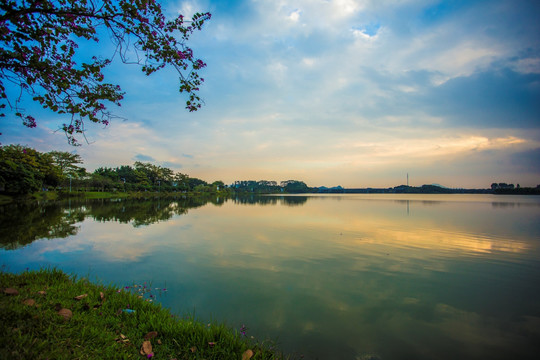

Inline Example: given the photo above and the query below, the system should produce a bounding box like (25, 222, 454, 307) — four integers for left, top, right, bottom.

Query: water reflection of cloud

(150, 198, 540, 358)
(4, 195, 537, 360)
(29, 219, 176, 262)
(372, 228, 529, 255)
(177, 199, 535, 280)
(425, 304, 540, 357)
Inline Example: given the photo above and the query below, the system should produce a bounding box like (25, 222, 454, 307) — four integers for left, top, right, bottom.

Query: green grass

(1, 189, 233, 203)
(0, 268, 290, 360)
(81, 191, 130, 199)
(30, 191, 59, 201)
(0, 194, 12, 205)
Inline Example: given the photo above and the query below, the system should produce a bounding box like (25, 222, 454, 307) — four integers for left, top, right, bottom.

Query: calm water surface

(1, 194, 540, 359)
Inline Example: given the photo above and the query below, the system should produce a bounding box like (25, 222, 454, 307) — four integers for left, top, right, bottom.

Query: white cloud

(301, 57, 316, 66)
(513, 57, 540, 74)
(266, 61, 288, 86)
(288, 9, 301, 22)
(328, 0, 363, 18)
(172, 0, 208, 18)
(351, 28, 376, 40)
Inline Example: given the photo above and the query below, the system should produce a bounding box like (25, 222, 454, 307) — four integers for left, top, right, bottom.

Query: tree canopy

(0, 144, 220, 194)
(0, 144, 63, 193)
(0, 0, 211, 144)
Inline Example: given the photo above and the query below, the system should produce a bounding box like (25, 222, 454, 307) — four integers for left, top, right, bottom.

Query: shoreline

(1, 268, 289, 359)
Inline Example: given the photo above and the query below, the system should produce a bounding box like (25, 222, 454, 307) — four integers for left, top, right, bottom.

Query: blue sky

(2, 0, 540, 188)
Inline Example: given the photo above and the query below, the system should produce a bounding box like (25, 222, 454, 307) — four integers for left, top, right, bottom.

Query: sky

(2, 0, 540, 188)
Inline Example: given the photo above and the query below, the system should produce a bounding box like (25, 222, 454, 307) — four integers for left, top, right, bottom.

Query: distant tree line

(0, 144, 226, 195)
(490, 182, 540, 195)
(4, 144, 537, 197)
(231, 180, 314, 194)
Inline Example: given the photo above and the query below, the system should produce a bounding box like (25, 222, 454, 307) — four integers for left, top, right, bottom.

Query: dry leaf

(74, 294, 88, 300)
(115, 334, 130, 344)
(189, 347, 197, 353)
(140, 340, 153, 356)
(23, 299, 36, 306)
(144, 331, 158, 340)
(58, 308, 73, 320)
(99, 292, 105, 300)
(37, 290, 46, 295)
(157, 339, 162, 345)
(208, 342, 216, 348)
(242, 349, 254, 360)
(4, 288, 19, 296)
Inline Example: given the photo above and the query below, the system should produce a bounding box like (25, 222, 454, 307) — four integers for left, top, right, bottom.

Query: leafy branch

(0, 0, 211, 145)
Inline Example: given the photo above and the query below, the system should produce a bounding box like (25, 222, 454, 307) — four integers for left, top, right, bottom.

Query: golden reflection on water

(181, 195, 538, 271)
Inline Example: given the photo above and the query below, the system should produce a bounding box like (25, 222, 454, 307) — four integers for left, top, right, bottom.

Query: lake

(1, 194, 540, 359)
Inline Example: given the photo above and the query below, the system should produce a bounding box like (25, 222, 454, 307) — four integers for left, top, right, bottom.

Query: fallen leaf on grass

(58, 308, 72, 320)
(208, 342, 216, 348)
(74, 294, 88, 300)
(115, 334, 130, 344)
(242, 349, 254, 360)
(4, 288, 19, 296)
(157, 339, 162, 345)
(37, 290, 46, 296)
(23, 299, 36, 306)
(140, 340, 153, 356)
(144, 331, 158, 340)
(189, 347, 197, 353)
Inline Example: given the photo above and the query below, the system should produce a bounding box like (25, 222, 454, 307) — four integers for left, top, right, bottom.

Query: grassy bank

(0, 190, 232, 204)
(0, 269, 288, 360)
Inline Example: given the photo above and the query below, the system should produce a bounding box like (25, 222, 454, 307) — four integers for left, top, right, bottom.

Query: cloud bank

(2, 0, 539, 187)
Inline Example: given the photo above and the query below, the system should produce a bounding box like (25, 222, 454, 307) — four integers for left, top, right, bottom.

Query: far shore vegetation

(1, 268, 289, 359)
(1, 144, 539, 206)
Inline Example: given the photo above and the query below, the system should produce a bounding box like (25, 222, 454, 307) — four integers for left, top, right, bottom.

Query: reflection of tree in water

(0, 195, 301, 250)
(0, 196, 223, 250)
(232, 195, 308, 206)
(86, 196, 212, 226)
(393, 200, 443, 206)
(0, 201, 85, 250)
(232, 196, 279, 206)
(281, 196, 308, 206)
